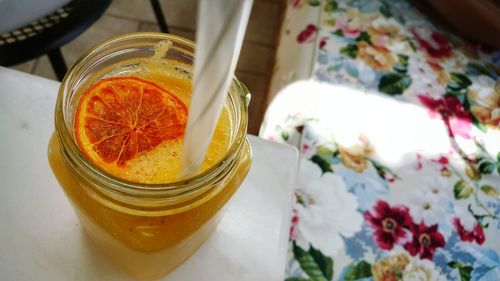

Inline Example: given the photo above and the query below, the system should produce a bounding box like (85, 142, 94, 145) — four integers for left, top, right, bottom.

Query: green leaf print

(462, 94, 471, 110)
(282, 131, 290, 141)
(355, 31, 371, 44)
(340, 44, 358, 59)
(324, 1, 338, 12)
(293, 243, 334, 281)
(480, 185, 499, 198)
(311, 155, 334, 173)
(398, 54, 409, 67)
(309, 246, 334, 280)
(343, 260, 372, 281)
(451, 73, 472, 87)
(465, 164, 482, 181)
(471, 115, 488, 133)
(333, 29, 344, 37)
(459, 267, 473, 281)
(285, 277, 312, 281)
(407, 38, 417, 51)
(454, 180, 474, 199)
(465, 63, 498, 80)
(308, 0, 321, 6)
(315, 146, 337, 159)
(393, 54, 409, 73)
(447, 73, 472, 93)
(378, 73, 412, 96)
(367, 158, 400, 181)
(479, 161, 496, 174)
(380, 0, 392, 18)
(448, 261, 473, 281)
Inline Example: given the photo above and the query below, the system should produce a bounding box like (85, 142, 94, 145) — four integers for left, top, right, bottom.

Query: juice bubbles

(47, 33, 252, 280)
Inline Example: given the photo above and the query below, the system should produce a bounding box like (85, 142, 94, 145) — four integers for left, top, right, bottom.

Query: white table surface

(0, 67, 298, 281)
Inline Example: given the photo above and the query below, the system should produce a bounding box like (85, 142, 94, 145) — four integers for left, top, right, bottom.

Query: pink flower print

(418, 95, 473, 139)
(290, 210, 300, 240)
(404, 223, 445, 260)
(364, 200, 413, 250)
(412, 28, 452, 60)
(336, 22, 361, 38)
(415, 152, 424, 171)
(319, 38, 327, 49)
(297, 24, 318, 44)
(267, 135, 277, 142)
(432, 156, 449, 167)
(453, 217, 485, 245)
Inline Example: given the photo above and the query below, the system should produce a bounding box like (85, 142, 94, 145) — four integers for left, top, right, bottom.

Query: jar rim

(55, 32, 249, 198)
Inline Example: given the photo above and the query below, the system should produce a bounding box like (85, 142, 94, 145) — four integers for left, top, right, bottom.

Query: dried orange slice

(75, 76, 188, 167)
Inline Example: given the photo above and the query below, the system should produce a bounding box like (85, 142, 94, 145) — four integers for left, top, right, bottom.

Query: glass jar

(47, 33, 252, 280)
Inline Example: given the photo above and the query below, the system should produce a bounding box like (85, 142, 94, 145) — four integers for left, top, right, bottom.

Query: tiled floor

(10, 0, 284, 134)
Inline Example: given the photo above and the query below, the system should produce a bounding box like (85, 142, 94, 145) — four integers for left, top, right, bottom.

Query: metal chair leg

(47, 48, 67, 81)
(150, 0, 169, 33)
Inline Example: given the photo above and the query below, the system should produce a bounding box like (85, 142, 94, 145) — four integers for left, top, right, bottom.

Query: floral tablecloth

(261, 0, 500, 280)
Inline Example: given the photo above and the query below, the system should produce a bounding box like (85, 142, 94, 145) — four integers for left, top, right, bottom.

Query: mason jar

(47, 33, 252, 280)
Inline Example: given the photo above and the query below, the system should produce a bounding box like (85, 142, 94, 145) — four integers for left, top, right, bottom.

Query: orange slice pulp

(75, 76, 188, 168)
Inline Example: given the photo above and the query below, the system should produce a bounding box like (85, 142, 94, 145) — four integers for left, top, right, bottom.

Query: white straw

(180, 0, 253, 177)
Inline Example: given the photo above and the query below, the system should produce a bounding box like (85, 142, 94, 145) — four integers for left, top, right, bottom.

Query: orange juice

(48, 33, 252, 280)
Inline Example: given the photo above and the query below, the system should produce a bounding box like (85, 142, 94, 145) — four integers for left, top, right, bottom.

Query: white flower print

(403, 254, 447, 281)
(469, 75, 497, 102)
(407, 177, 451, 226)
(277, 113, 308, 147)
(454, 205, 477, 231)
(299, 121, 338, 160)
(422, 177, 453, 204)
(406, 53, 443, 98)
(299, 122, 320, 159)
(293, 159, 362, 256)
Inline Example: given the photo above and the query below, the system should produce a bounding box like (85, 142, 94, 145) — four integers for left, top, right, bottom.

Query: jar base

(75, 208, 223, 281)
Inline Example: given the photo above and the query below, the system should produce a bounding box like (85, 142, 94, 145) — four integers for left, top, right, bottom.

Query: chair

(150, 0, 169, 33)
(0, 0, 170, 81)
